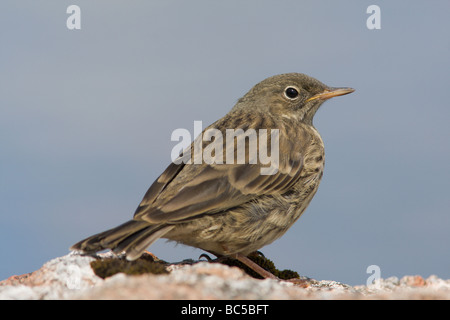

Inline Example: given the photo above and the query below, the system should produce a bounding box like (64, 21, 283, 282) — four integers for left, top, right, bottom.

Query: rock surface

(1, 252, 449, 300)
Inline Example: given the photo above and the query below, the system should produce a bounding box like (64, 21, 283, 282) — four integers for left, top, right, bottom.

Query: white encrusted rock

(1, 253, 449, 300)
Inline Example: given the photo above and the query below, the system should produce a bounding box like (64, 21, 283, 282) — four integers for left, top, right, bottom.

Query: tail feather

(125, 226, 174, 261)
(70, 220, 172, 260)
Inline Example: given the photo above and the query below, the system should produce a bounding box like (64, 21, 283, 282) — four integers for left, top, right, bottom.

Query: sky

(1, 1, 449, 286)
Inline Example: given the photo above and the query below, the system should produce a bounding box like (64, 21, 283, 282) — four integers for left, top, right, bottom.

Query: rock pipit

(71, 73, 354, 280)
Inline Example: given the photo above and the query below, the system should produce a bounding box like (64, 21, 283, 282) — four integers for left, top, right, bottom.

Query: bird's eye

(284, 86, 299, 100)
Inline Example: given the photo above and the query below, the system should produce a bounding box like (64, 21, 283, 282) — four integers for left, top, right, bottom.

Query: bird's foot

(142, 250, 164, 262)
(229, 252, 313, 287)
(231, 253, 279, 280)
(282, 277, 316, 288)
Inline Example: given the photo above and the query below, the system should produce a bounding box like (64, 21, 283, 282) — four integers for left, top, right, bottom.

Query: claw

(249, 251, 266, 258)
(143, 250, 159, 261)
(198, 253, 213, 261)
(283, 278, 316, 288)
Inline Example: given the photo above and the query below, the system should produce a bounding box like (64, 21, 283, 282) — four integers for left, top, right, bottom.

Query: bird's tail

(70, 220, 174, 261)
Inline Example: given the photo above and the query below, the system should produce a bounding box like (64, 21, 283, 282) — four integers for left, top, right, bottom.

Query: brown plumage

(70, 73, 354, 277)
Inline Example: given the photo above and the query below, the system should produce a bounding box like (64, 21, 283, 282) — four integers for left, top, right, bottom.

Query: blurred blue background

(1, 1, 449, 286)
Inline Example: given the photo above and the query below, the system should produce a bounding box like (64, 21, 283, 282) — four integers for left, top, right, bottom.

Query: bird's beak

(306, 87, 355, 102)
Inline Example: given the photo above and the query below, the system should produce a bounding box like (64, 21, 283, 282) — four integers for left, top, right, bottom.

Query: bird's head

(233, 73, 354, 125)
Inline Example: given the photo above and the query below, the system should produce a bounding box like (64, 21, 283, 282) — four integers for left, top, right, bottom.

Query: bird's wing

(134, 114, 307, 224)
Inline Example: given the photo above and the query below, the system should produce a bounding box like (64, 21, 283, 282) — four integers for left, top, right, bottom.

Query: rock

(1, 253, 449, 300)
(0, 252, 102, 299)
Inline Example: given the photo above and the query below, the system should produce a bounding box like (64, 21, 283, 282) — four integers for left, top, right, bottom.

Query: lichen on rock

(90, 253, 169, 279)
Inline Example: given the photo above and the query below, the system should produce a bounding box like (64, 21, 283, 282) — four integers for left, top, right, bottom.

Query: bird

(70, 73, 354, 280)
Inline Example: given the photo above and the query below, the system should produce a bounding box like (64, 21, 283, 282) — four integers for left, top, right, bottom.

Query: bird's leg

(231, 252, 312, 287)
(220, 246, 310, 286)
(231, 253, 278, 280)
(219, 245, 278, 279)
